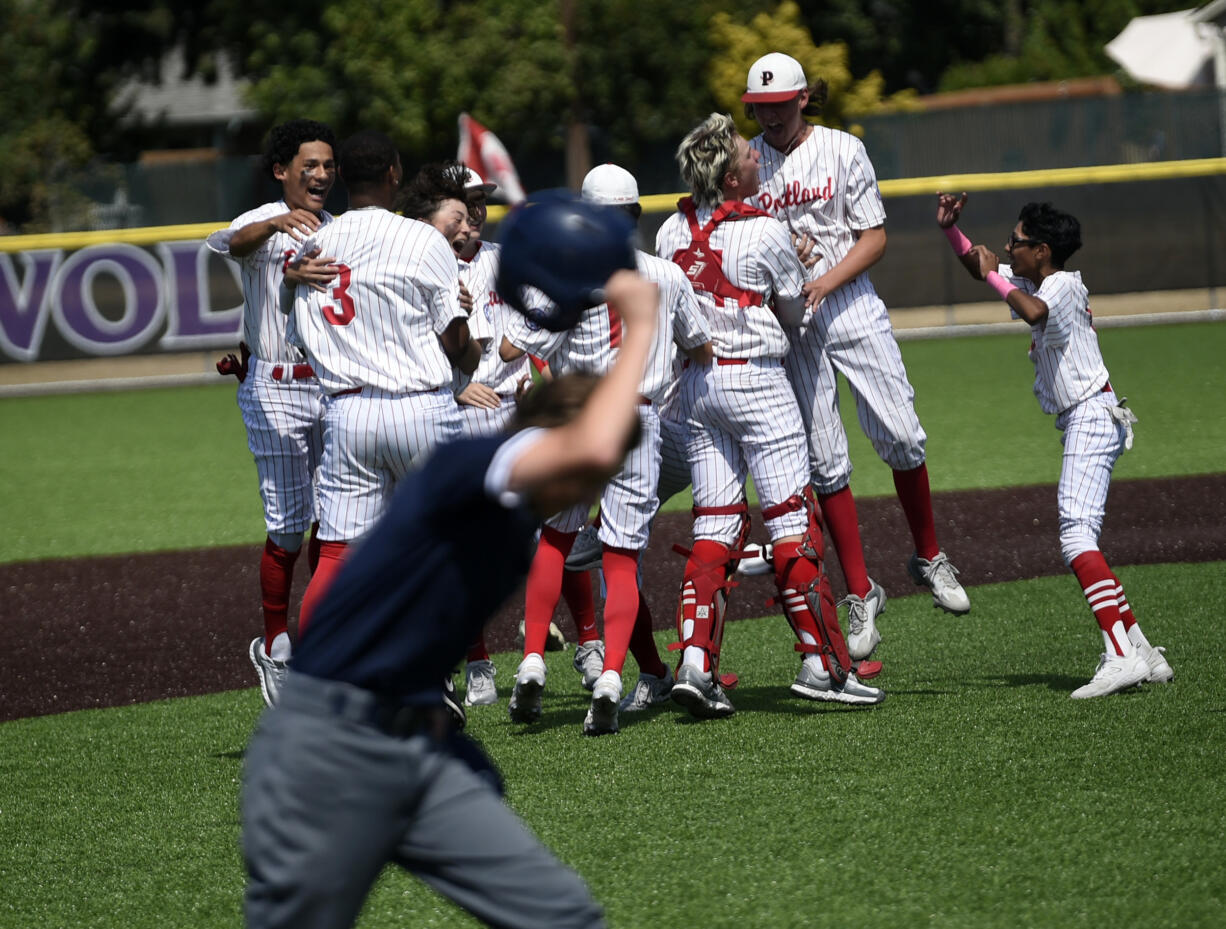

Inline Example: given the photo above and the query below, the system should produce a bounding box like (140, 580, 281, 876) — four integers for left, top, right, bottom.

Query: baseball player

(206, 119, 337, 707)
(936, 193, 1173, 698)
(445, 164, 587, 706)
(501, 164, 713, 735)
(741, 52, 971, 659)
(655, 112, 884, 717)
(240, 253, 661, 929)
(286, 133, 479, 634)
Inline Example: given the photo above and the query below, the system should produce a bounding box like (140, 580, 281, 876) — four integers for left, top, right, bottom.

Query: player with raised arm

(206, 119, 337, 707)
(499, 167, 714, 735)
(655, 112, 883, 716)
(285, 132, 480, 635)
(936, 193, 1172, 698)
(241, 208, 656, 926)
(741, 53, 970, 659)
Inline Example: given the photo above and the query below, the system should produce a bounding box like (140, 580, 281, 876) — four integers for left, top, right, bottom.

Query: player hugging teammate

(222, 50, 1172, 739)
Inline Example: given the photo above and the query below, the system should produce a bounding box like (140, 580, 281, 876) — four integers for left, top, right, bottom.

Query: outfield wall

(2, 159, 1224, 367)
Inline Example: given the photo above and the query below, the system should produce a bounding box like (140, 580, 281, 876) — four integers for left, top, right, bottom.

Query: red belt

(332, 387, 362, 398)
(716, 357, 748, 366)
(639, 395, 652, 406)
(271, 363, 315, 381)
(1101, 381, 1112, 393)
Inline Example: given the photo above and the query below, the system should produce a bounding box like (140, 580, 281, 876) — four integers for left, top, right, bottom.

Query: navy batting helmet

(497, 190, 637, 332)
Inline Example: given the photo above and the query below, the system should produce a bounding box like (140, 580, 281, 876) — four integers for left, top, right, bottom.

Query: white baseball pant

(237, 362, 324, 535)
(1056, 390, 1128, 565)
(317, 387, 461, 541)
(683, 361, 810, 543)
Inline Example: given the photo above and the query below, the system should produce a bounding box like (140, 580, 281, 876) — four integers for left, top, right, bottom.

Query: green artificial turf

(3, 564, 1222, 929)
(2, 321, 1222, 564)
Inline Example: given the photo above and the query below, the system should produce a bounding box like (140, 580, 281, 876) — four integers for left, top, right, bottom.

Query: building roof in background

(113, 46, 257, 127)
(919, 77, 1123, 111)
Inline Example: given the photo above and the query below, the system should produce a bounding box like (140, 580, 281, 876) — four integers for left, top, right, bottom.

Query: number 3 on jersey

(323, 264, 356, 326)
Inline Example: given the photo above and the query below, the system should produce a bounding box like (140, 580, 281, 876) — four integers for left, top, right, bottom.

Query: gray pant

(241, 674, 605, 929)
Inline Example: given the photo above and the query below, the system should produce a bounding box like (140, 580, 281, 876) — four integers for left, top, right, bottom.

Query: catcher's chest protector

(671, 197, 769, 309)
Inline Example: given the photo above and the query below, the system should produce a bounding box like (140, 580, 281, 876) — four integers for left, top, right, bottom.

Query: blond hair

(675, 113, 738, 209)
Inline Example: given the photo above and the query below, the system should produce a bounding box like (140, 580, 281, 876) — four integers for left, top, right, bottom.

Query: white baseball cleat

(1070, 652, 1149, 699)
(670, 664, 735, 718)
(464, 659, 498, 706)
(845, 578, 887, 660)
(1138, 643, 1174, 683)
(508, 653, 547, 723)
(572, 640, 606, 691)
(736, 543, 774, 577)
(908, 551, 971, 614)
(790, 659, 885, 705)
(620, 668, 676, 712)
(583, 670, 622, 736)
(248, 637, 288, 709)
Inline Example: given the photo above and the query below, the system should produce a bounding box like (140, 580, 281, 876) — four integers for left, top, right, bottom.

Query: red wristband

(986, 271, 1017, 301)
(943, 225, 972, 256)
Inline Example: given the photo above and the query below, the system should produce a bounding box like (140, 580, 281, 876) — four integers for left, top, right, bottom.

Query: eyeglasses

(1007, 233, 1043, 250)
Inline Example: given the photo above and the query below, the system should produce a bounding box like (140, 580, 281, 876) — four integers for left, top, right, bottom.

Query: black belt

(324, 687, 450, 738)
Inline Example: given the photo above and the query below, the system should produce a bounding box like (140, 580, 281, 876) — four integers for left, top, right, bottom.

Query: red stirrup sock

(817, 486, 870, 597)
(298, 540, 349, 636)
(259, 538, 301, 654)
(466, 634, 490, 663)
(1071, 551, 1130, 656)
(600, 547, 641, 675)
(523, 526, 574, 656)
(561, 570, 599, 644)
(892, 464, 940, 560)
(1110, 570, 1139, 632)
(628, 589, 668, 678)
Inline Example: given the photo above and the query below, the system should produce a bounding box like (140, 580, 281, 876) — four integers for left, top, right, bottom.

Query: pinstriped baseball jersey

(457, 241, 532, 399)
(207, 200, 333, 365)
(749, 126, 928, 479)
(654, 207, 805, 359)
(503, 251, 709, 404)
(656, 200, 811, 542)
(289, 207, 466, 395)
(750, 126, 885, 283)
(997, 264, 1109, 414)
(208, 200, 327, 535)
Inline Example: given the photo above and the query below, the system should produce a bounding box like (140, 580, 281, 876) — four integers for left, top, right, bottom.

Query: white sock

(1126, 623, 1151, 650)
(269, 631, 291, 662)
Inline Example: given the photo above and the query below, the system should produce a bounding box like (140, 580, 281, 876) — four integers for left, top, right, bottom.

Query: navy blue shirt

(293, 433, 541, 705)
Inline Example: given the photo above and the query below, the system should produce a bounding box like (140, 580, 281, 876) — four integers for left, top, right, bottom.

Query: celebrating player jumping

(741, 52, 971, 660)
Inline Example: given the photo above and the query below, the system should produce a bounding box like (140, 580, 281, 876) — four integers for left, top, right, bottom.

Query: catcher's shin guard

(670, 539, 736, 680)
(765, 491, 851, 686)
(773, 540, 851, 685)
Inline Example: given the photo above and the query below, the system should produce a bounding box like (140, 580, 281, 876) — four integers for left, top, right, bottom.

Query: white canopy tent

(1106, 3, 1226, 153)
(1105, 9, 1218, 88)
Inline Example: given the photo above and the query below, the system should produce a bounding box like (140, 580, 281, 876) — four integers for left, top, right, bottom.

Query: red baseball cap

(741, 52, 808, 103)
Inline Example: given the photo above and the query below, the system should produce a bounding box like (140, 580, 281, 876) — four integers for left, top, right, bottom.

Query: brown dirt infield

(2, 474, 1223, 723)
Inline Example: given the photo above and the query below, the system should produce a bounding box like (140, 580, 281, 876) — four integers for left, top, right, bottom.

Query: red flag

(457, 112, 527, 204)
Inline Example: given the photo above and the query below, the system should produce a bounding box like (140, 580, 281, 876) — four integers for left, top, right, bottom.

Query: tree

(0, 0, 232, 231)
(937, 0, 1196, 91)
(708, 1, 918, 139)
